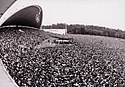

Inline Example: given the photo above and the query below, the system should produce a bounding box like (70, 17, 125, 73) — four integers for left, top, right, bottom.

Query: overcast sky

(1, 0, 125, 30)
(37, 0, 125, 30)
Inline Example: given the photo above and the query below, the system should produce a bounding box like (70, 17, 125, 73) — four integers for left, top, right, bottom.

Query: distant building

(42, 29, 67, 35)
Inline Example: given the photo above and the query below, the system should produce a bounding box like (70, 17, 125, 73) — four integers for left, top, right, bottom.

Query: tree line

(42, 23, 125, 39)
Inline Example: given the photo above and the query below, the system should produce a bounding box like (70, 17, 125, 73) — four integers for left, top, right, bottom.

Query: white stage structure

(0, 0, 43, 28)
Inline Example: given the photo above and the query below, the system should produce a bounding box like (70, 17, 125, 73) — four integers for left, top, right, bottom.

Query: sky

(38, 0, 125, 30)
(0, 0, 125, 30)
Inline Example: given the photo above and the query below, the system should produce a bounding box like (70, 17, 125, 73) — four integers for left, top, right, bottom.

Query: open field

(0, 28, 125, 86)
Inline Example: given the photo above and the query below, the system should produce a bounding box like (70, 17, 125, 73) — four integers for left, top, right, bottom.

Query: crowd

(0, 27, 125, 87)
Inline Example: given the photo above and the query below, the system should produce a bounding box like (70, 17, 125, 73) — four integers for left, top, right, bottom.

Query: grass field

(0, 28, 125, 87)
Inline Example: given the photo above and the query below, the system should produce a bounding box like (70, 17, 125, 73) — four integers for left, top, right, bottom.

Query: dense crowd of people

(0, 27, 125, 87)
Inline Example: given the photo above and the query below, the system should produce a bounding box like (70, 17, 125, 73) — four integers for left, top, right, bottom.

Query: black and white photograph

(0, 0, 125, 86)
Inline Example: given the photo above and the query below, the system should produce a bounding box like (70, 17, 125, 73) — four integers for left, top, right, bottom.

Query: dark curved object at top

(2, 5, 43, 28)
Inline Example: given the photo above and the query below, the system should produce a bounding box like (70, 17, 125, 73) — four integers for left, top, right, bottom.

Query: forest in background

(42, 23, 125, 39)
